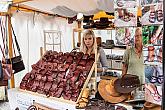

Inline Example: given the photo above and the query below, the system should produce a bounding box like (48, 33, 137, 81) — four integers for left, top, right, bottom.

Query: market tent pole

(1, 9, 15, 88)
(162, 0, 165, 109)
(78, 21, 81, 44)
(7, 13, 15, 88)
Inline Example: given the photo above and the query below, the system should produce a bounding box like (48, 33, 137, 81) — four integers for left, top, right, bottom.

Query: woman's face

(84, 35, 94, 48)
(135, 29, 142, 46)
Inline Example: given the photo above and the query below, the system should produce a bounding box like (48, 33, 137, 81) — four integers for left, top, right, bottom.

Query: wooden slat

(0, 12, 9, 16)
(76, 53, 100, 102)
(94, 37, 98, 91)
(10, 4, 66, 19)
(12, 0, 34, 4)
(19, 89, 76, 105)
(11, 4, 55, 16)
(73, 28, 115, 32)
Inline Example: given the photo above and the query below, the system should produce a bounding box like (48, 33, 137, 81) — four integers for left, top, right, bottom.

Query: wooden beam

(11, 4, 54, 15)
(10, 4, 66, 18)
(12, 0, 34, 4)
(8, 15, 15, 88)
(0, 12, 9, 16)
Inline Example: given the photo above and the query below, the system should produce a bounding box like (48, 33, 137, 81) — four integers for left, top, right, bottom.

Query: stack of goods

(106, 54, 123, 60)
(20, 50, 95, 101)
(102, 40, 115, 49)
(103, 71, 120, 77)
(83, 18, 114, 29)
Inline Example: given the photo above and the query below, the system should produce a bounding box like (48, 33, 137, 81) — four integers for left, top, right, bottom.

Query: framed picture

(114, 0, 137, 8)
(142, 3, 163, 25)
(114, 8, 137, 27)
(145, 84, 162, 105)
(145, 65, 163, 85)
(115, 27, 135, 45)
(143, 45, 162, 65)
(141, 0, 163, 6)
(142, 25, 163, 45)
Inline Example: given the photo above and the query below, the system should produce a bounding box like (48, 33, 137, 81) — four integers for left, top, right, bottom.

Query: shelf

(103, 45, 126, 50)
(103, 47, 126, 50)
(91, 27, 115, 30)
(100, 76, 117, 80)
(108, 68, 122, 71)
(144, 62, 162, 66)
(73, 28, 115, 32)
(107, 59, 123, 62)
(143, 44, 162, 48)
(114, 45, 127, 49)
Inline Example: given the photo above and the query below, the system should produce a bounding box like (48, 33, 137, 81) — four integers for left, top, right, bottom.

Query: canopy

(18, 0, 114, 17)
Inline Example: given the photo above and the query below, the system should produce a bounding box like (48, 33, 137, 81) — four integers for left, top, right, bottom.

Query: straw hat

(98, 78, 128, 103)
(141, 102, 161, 110)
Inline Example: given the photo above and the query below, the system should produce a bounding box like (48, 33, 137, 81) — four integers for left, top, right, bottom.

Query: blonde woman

(79, 30, 108, 100)
(80, 30, 108, 76)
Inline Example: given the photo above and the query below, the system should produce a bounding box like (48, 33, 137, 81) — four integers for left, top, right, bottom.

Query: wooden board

(19, 53, 100, 105)
(19, 89, 76, 105)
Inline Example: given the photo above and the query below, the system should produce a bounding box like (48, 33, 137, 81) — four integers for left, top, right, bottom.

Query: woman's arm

(98, 47, 108, 73)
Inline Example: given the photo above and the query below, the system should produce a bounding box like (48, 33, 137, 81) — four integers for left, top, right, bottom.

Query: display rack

(19, 53, 99, 105)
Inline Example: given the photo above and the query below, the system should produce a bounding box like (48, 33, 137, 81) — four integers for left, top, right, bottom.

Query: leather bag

(6, 24, 25, 73)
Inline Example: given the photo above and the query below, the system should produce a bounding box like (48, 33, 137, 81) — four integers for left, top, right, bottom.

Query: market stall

(0, 0, 164, 110)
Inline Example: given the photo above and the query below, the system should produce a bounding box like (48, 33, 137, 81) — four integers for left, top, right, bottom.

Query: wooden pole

(94, 37, 97, 92)
(78, 21, 81, 44)
(72, 29, 75, 49)
(8, 15, 15, 88)
(40, 47, 43, 57)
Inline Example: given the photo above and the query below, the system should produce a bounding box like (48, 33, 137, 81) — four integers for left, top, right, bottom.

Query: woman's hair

(80, 30, 96, 54)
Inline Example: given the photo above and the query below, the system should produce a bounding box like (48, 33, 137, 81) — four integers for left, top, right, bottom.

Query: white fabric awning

(20, 0, 114, 17)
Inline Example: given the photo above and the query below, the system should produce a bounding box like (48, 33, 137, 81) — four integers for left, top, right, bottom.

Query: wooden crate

(19, 53, 99, 105)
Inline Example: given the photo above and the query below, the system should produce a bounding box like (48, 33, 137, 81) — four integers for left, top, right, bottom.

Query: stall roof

(13, 0, 114, 17)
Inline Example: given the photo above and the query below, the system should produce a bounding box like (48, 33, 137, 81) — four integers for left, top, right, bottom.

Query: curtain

(11, 11, 76, 87)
